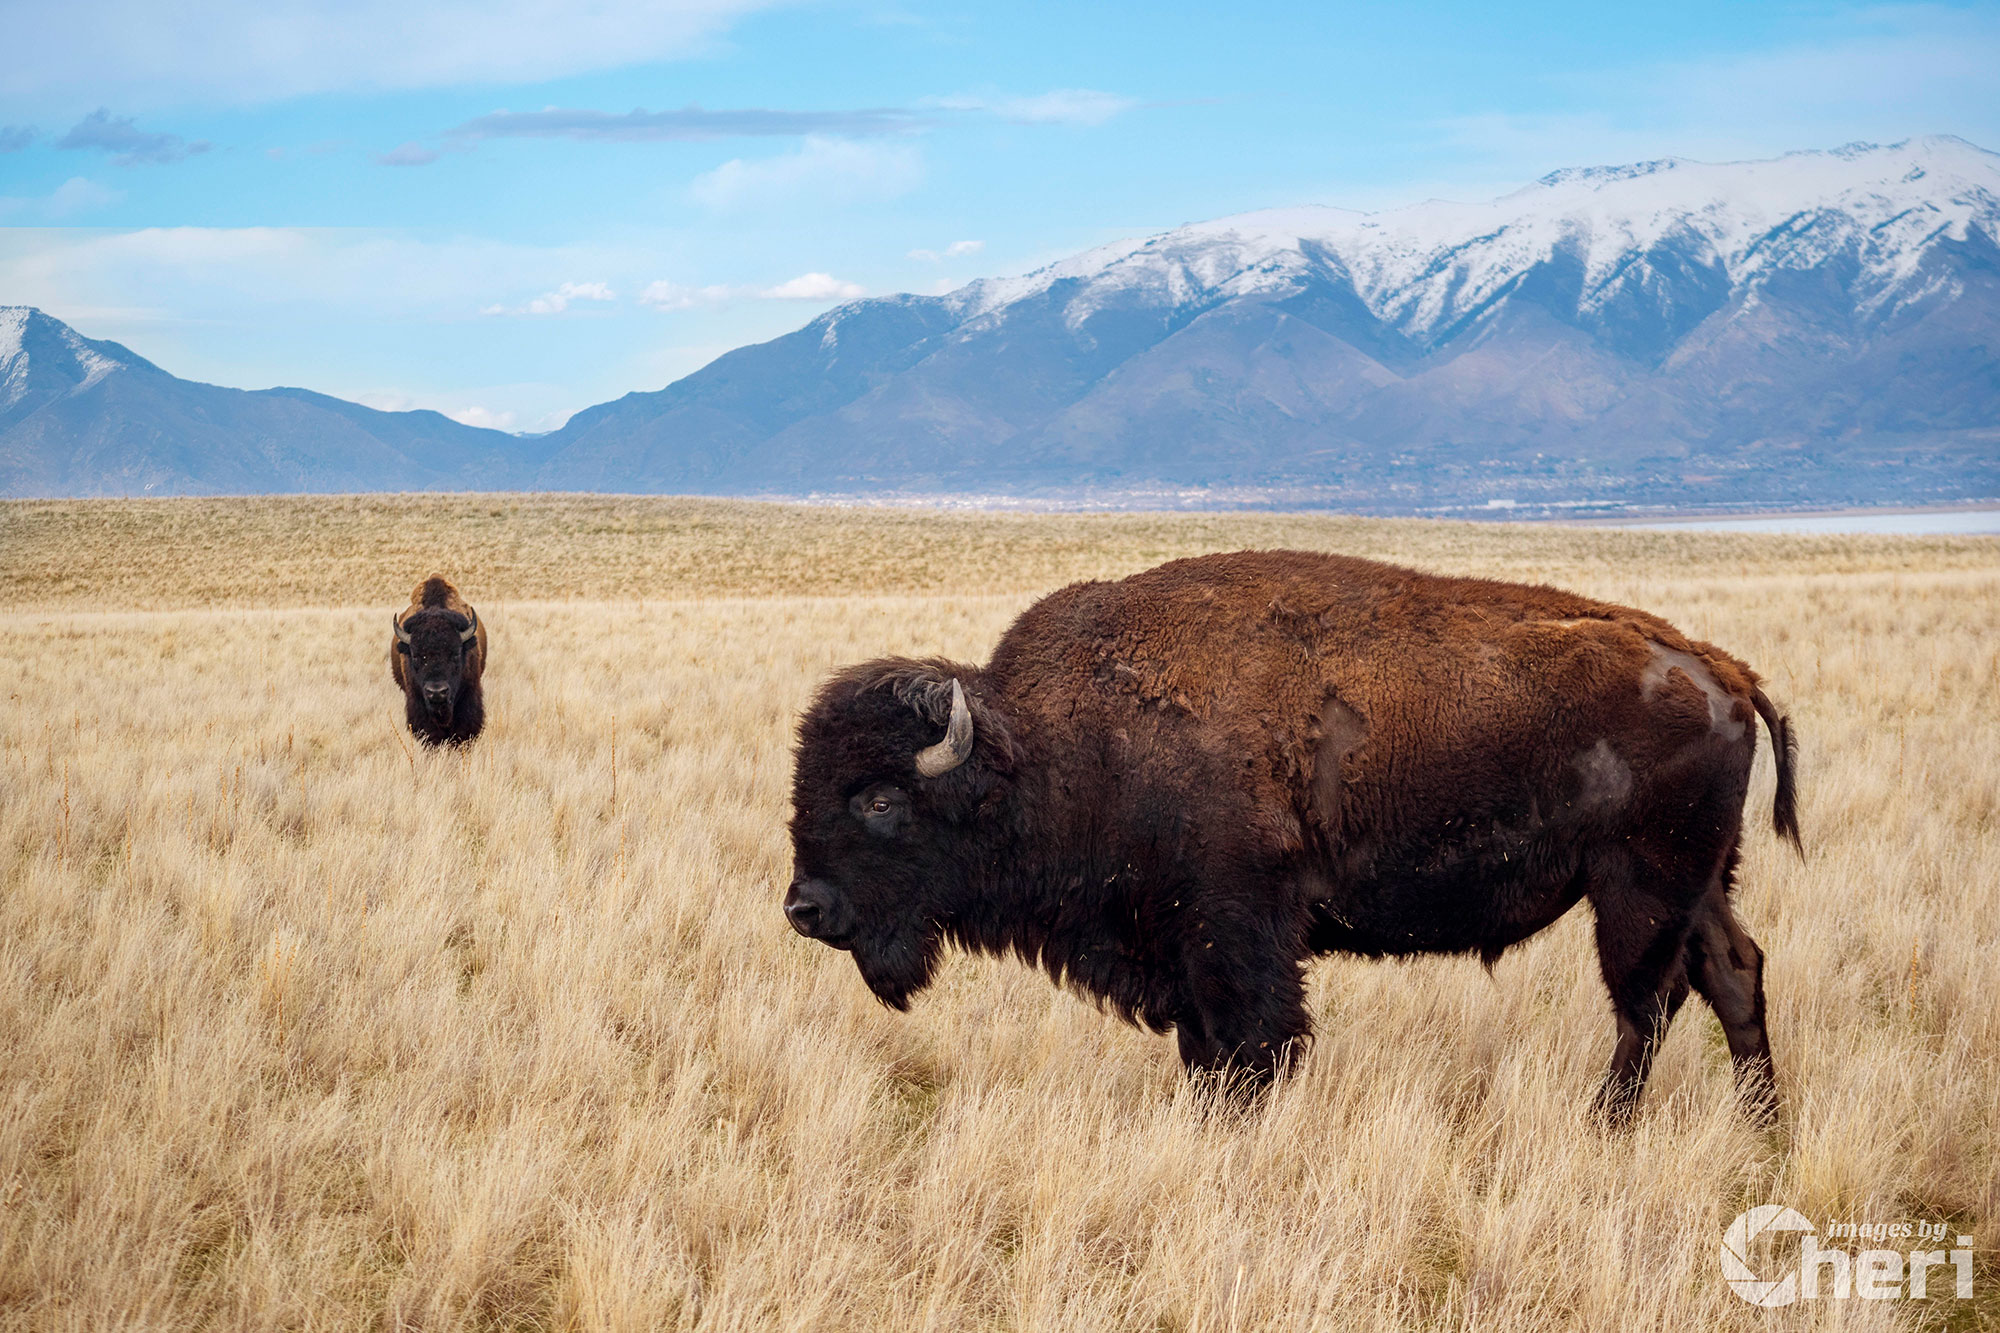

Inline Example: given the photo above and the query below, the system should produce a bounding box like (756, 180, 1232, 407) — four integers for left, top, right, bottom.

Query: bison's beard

(851, 924, 942, 1012)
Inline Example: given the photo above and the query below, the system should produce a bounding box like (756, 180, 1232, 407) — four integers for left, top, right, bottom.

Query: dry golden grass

(1, 495, 1995, 1331)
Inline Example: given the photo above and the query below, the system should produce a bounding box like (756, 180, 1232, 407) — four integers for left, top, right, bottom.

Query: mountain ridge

(6, 136, 1998, 509)
(526, 136, 1999, 509)
(0, 305, 557, 496)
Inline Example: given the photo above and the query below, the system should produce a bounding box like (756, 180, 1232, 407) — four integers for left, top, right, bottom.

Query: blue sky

(3, 0, 1996, 431)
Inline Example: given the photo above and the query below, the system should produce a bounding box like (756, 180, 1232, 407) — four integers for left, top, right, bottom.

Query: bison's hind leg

(1684, 857, 1779, 1124)
(1586, 849, 1696, 1129)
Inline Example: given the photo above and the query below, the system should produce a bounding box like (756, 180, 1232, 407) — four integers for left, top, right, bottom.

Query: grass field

(1, 495, 1994, 1331)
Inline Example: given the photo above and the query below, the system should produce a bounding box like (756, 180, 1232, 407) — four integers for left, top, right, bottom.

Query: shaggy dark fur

(786, 550, 1803, 1124)
(389, 575, 488, 747)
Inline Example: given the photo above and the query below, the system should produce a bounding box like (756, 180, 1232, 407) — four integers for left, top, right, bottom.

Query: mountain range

(0, 307, 558, 496)
(6, 136, 1998, 511)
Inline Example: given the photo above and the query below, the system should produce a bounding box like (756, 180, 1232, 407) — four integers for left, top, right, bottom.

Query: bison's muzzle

(784, 875, 854, 947)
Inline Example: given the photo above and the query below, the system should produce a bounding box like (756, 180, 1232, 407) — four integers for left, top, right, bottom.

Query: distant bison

(786, 550, 1801, 1124)
(390, 576, 487, 747)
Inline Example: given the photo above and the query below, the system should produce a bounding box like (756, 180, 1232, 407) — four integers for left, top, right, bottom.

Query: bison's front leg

(1173, 903, 1313, 1090)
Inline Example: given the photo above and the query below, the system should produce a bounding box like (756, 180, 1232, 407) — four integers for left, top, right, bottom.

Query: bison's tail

(1751, 688, 1802, 856)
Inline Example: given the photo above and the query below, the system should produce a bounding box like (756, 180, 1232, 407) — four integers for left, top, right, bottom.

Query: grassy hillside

(1, 496, 1993, 1330)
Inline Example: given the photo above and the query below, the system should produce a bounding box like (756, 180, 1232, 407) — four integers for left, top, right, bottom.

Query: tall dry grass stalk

(0, 497, 1994, 1330)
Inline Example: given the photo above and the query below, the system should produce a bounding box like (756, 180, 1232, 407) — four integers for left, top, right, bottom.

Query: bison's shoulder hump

(412, 575, 462, 609)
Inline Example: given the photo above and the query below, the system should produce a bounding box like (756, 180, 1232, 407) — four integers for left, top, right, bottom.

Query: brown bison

(390, 576, 487, 747)
(786, 550, 1801, 1124)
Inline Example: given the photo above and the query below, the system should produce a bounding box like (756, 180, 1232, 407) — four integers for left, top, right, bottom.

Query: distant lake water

(1615, 509, 2000, 535)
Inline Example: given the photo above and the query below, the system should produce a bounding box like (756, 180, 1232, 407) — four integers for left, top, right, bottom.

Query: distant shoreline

(6, 492, 1999, 531)
(1568, 500, 2000, 527)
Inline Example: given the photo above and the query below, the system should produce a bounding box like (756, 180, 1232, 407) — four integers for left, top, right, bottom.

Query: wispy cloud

(692, 135, 921, 210)
(0, 228, 868, 332)
(47, 177, 124, 218)
(929, 89, 1137, 126)
(1429, 6, 2000, 179)
(759, 273, 865, 301)
(449, 105, 926, 143)
(638, 273, 865, 307)
(432, 89, 1137, 158)
(56, 109, 209, 166)
(480, 281, 618, 316)
(0, 0, 785, 105)
(374, 141, 440, 166)
(0, 125, 36, 152)
(356, 391, 556, 434)
(908, 239, 983, 263)
(0, 176, 125, 222)
(638, 280, 733, 309)
(446, 405, 518, 431)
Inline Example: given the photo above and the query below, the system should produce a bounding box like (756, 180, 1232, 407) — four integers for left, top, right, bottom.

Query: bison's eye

(850, 785, 910, 837)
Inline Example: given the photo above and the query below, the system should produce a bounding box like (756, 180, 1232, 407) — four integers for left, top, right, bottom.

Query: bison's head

(394, 606, 478, 725)
(786, 659, 1014, 1009)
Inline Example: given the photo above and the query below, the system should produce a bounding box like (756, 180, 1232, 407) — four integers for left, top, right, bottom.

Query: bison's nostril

(785, 876, 849, 942)
(785, 898, 823, 936)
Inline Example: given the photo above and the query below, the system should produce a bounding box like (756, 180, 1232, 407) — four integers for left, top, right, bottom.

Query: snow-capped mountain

(943, 135, 2000, 351)
(537, 136, 2000, 510)
(1, 305, 152, 426)
(7, 137, 1998, 506)
(0, 306, 553, 496)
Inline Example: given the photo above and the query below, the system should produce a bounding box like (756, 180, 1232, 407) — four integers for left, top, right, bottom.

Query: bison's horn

(393, 611, 412, 645)
(459, 607, 478, 644)
(914, 679, 974, 777)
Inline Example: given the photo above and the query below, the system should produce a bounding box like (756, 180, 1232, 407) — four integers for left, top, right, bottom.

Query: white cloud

(638, 279, 734, 309)
(482, 280, 617, 316)
(691, 135, 921, 211)
(639, 274, 865, 308)
(0, 0, 783, 106)
(446, 405, 518, 430)
(0, 176, 124, 221)
(908, 239, 983, 263)
(47, 176, 123, 217)
(0, 227, 874, 328)
(1650, 7, 2000, 132)
(0, 227, 642, 327)
(758, 272, 865, 302)
(1430, 6, 2000, 179)
(353, 390, 560, 432)
(932, 89, 1137, 127)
